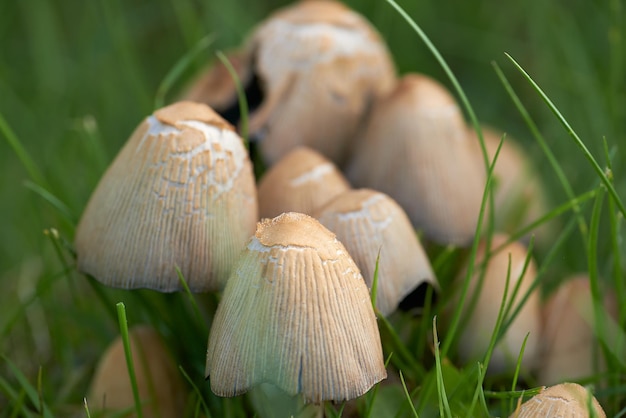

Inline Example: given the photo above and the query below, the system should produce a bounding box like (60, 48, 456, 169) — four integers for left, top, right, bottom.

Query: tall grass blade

(116, 302, 144, 418)
(0, 111, 48, 188)
(504, 53, 626, 218)
(370, 249, 381, 309)
(432, 317, 452, 418)
(154, 34, 216, 109)
(179, 366, 212, 418)
(491, 61, 587, 241)
(216, 50, 249, 148)
(399, 370, 419, 418)
(176, 266, 209, 334)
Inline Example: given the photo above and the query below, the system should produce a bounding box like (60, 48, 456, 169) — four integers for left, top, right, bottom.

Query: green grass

(1, 0, 625, 416)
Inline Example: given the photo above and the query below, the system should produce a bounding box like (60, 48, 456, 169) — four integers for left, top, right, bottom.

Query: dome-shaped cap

(315, 188, 437, 316)
(183, 0, 396, 165)
(75, 101, 258, 292)
(258, 146, 350, 219)
(346, 74, 486, 246)
(206, 212, 386, 403)
(88, 325, 186, 417)
(456, 234, 541, 373)
(510, 383, 606, 418)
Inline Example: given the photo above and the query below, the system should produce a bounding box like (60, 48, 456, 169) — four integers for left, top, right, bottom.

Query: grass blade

(216, 50, 249, 148)
(1, 356, 53, 418)
(116, 302, 144, 418)
(504, 53, 626, 218)
(154, 34, 216, 109)
(399, 370, 419, 418)
(432, 317, 452, 418)
(370, 249, 381, 309)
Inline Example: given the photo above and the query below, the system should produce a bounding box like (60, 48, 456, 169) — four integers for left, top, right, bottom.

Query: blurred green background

(0, 0, 624, 414)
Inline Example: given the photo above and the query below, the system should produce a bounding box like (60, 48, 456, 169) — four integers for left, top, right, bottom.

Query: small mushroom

(182, 0, 396, 165)
(538, 274, 618, 385)
(87, 325, 186, 418)
(345, 74, 486, 246)
(455, 234, 541, 373)
(314, 188, 437, 316)
(510, 383, 606, 418)
(257, 146, 351, 219)
(75, 101, 258, 292)
(206, 212, 386, 403)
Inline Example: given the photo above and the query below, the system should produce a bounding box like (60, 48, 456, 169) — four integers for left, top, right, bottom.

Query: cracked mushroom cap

(345, 74, 486, 246)
(456, 234, 541, 373)
(88, 325, 186, 418)
(183, 0, 396, 165)
(510, 383, 606, 418)
(258, 146, 351, 219)
(75, 101, 258, 292)
(206, 212, 386, 403)
(315, 188, 437, 316)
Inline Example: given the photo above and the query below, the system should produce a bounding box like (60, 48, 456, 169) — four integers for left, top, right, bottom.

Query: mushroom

(470, 125, 551, 245)
(314, 188, 437, 316)
(87, 325, 186, 418)
(538, 274, 618, 385)
(75, 101, 258, 292)
(182, 0, 396, 165)
(345, 74, 486, 246)
(510, 382, 606, 418)
(257, 146, 351, 219)
(206, 212, 386, 403)
(455, 234, 541, 374)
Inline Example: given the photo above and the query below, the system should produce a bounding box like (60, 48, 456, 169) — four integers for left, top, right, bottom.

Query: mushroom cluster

(75, 0, 612, 413)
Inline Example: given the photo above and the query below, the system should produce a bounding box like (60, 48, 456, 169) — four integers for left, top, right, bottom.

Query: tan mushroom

(345, 74, 486, 246)
(539, 274, 618, 385)
(314, 188, 437, 316)
(258, 146, 351, 219)
(510, 383, 606, 418)
(87, 325, 186, 418)
(206, 212, 386, 403)
(456, 234, 541, 373)
(182, 0, 396, 165)
(75, 101, 258, 292)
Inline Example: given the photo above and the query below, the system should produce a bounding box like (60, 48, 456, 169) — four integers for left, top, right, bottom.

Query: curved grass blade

(154, 34, 216, 109)
(400, 370, 420, 418)
(216, 50, 249, 148)
(432, 317, 452, 418)
(504, 53, 626, 218)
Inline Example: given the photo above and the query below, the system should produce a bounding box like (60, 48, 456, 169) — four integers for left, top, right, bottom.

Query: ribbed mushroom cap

(456, 234, 541, 373)
(510, 383, 606, 418)
(183, 0, 396, 165)
(539, 275, 617, 385)
(345, 74, 486, 246)
(75, 101, 258, 292)
(314, 188, 437, 316)
(206, 212, 386, 403)
(258, 146, 351, 219)
(88, 326, 186, 418)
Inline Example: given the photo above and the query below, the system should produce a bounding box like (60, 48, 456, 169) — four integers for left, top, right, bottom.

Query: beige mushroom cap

(315, 188, 437, 316)
(456, 234, 541, 373)
(183, 0, 396, 166)
(510, 383, 606, 418)
(87, 325, 186, 418)
(258, 146, 351, 219)
(539, 274, 618, 385)
(206, 212, 386, 403)
(345, 74, 486, 246)
(75, 101, 258, 292)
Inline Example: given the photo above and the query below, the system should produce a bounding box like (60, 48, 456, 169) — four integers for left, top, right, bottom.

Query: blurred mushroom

(314, 188, 437, 316)
(538, 274, 618, 385)
(470, 126, 551, 245)
(510, 383, 606, 418)
(75, 101, 258, 292)
(258, 146, 350, 219)
(345, 74, 486, 246)
(88, 325, 186, 418)
(182, 0, 396, 165)
(206, 212, 386, 403)
(455, 234, 541, 374)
